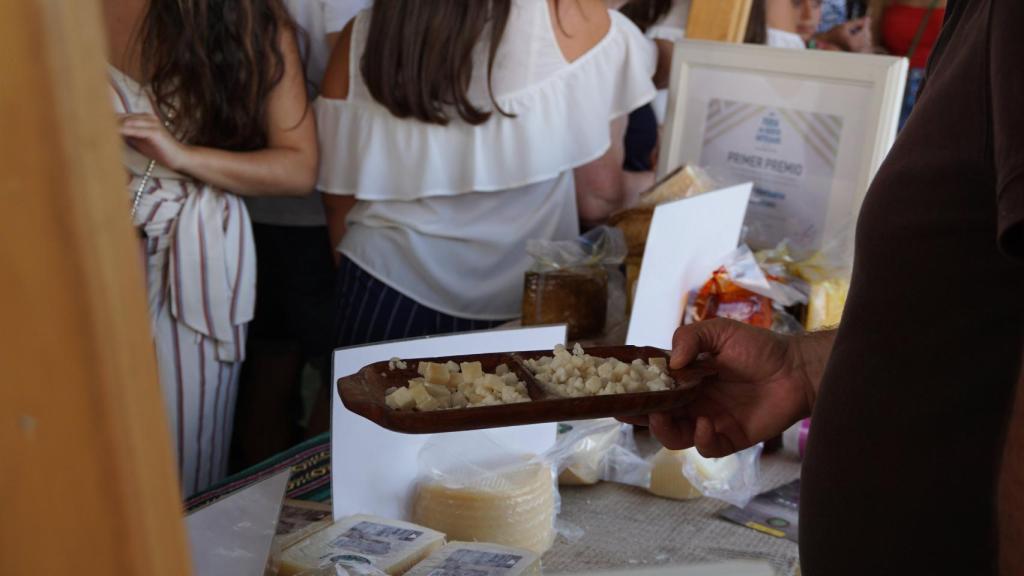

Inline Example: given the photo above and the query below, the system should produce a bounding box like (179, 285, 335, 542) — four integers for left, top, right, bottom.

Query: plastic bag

(547, 419, 651, 488)
(522, 226, 627, 340)
(411, 434, 558, 556)
(685, 245, 807, 332)
(756, 239, 852, 331)
(633, 165, 720, 209)
(680, 443, 764, 508)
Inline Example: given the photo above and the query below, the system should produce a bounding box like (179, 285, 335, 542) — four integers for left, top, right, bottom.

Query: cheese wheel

(412, 462, 556, 556)
(648, 448, 702, 500)
(404, 542, 541, 576)
(279, 514, 445, 576)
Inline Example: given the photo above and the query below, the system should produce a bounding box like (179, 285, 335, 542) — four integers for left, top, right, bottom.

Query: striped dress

(109, 66, 256, 497)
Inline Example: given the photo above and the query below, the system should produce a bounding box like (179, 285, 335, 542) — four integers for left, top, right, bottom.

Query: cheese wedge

(648, 448, 702, 500)
(279, 514, 445, 576)
(404, 542, 541, 576)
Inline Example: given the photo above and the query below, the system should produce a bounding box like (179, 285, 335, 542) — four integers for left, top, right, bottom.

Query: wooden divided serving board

(337, 345, 710, 434)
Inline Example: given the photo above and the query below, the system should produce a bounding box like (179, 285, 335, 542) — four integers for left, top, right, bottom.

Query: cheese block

(279, 514, 445, 576)
(275, 499, 334, 551)
(404, 542, 541, 576)
(687, 447, 740, 482)
(648, 448, 702, 500)
(648, 447, 742, 500)
(805, 278, 849, 330)
(412, 462, 556, 556)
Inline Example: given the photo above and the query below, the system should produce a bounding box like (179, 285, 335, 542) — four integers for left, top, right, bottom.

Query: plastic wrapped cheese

(279, 514, 445, 576)
(554, 420, 622, 486)
(648, 448, 703, 500)
(412, 461, 556, 556)
(404, 542, 541, 576)
(275, 499, 335, 551)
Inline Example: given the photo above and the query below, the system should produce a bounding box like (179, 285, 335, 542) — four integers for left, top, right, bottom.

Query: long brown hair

(140, 0, 293, 150)
(361, 0, 513, 126)
(744, 0, 768, 44)
(619, 0, 673, 32)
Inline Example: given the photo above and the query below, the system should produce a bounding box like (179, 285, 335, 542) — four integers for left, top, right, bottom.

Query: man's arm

(626, 320, 837, 456)
(1000, 369, 1024, 576)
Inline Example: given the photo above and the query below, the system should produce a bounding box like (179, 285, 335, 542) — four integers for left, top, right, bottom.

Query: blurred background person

(231, 0, 369, 472)
(103, 0, 317, 496)
(869, 0, 946, 127)
(317, 0, 658, 346)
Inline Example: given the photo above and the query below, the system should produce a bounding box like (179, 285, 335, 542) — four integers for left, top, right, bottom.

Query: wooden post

(686, 0, 754, 43)
(0, 0, 192, 575)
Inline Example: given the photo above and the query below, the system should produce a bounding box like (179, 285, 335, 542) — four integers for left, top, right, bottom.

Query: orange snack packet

(690, 267, 774, 329)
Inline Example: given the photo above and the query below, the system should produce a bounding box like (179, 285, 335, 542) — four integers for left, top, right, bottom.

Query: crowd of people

(104, 0, 948, 498)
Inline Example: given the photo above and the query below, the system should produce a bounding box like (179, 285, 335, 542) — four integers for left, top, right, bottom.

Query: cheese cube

(424, 383, 451, 399)
(460, 361, 484, 382)
(409, 381, 432, 405)
(385, 387, 415, 411)
(279, 514, 445, 576)
(447, 372, 464, 389)
(648, 357, 668, 371)
(422, 362, 451, 385)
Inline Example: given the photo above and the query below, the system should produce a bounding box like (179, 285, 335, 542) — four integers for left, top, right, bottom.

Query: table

(545, 441, 802, 575)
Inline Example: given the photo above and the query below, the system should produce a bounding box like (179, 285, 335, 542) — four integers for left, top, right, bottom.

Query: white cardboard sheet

(185, 470, 290, 576)
(627, 184, 752, 349)
(330, 325, 566, 521)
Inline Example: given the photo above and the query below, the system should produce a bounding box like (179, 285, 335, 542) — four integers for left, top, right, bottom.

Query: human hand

(621, 319, 822, 457)
(118, 113, 191, 172)
(816, 17, 873, 53)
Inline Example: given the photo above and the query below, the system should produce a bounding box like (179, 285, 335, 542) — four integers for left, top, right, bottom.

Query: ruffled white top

(316, 0, 657, 319)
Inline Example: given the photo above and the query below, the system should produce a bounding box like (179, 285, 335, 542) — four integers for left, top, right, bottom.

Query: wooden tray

(337, 345, 709, 434)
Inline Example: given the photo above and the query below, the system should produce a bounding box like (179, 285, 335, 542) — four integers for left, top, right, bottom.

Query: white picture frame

(658, 40, 908, 256)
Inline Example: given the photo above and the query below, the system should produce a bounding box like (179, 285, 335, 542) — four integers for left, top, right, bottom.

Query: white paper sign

(626, 184, 751, 349)
(331, 326, 566, 521)
(698, 98, 845, 253)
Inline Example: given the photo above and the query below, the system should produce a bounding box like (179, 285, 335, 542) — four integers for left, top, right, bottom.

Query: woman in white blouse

(317, 0, 657, 346)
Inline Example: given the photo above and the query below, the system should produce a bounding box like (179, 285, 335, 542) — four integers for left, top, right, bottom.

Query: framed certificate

(658, 40, 908, 256)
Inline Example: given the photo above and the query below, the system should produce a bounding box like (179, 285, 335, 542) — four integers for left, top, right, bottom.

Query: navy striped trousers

(333, 258, 508, 347)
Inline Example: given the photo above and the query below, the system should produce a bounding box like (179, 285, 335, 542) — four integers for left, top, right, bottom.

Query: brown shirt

(801, 0, 1024, 574)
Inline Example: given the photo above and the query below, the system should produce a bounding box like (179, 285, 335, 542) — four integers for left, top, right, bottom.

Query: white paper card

(331, 326, 566, 521)
(186, 470, 290, 576)
(626, 184, 752, 349)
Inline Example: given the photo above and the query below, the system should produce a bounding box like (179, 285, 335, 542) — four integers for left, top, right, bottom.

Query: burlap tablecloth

(544, 440, 802, 575)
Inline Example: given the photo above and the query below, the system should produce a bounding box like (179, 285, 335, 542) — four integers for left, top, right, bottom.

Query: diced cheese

(279, 514, 445, 576)
(422, 362, 450, 385)
(648, 357, 668, 370)
(460, 361, 484, 382)
(408, 381, 432, 406)
(412, 462, 555, 556)
(404, 542, 541, 576)
(423, 383, 451, 399)
(384, 387, 415, 411)
(524, 345, 674, 398)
